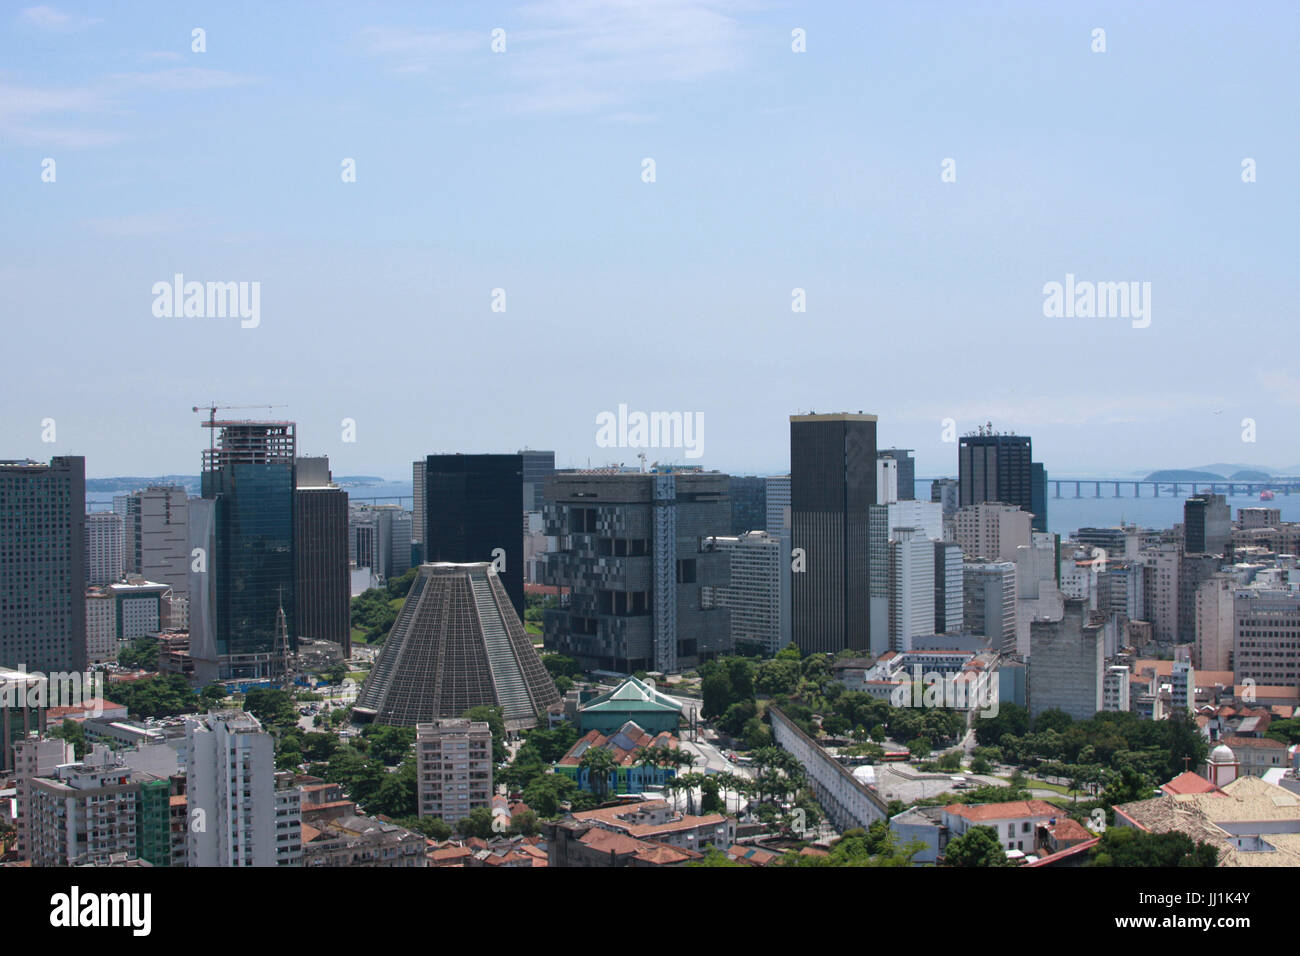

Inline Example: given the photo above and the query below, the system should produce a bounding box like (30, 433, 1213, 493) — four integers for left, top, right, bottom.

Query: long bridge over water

(921, 477, 1300, 499)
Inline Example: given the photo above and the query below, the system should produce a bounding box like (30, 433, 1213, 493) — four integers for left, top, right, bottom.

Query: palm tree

(579, 746, 620, 801)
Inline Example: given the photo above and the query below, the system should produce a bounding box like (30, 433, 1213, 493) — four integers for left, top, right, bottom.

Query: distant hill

(1143, 469, 1225, 482)
(1228, 470, 1272, 481)
(86, 475, 199, 493)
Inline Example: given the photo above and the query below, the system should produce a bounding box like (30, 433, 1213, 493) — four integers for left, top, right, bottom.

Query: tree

(198, 684, 227, 709)
(579, 746, 619, 799)
(396, 815, 452, 841)
(700, 664, 734, 720)
(456, 806, 497, 840)
(243, 688, 298, 731)
(943, 825, 1009, 867)
(1088, 828, 1218, 867)
(361, 724, 416, 765)
(974, 703, 1030, 747)
(523, 773, 580, 817)
(49, 719, 87, 759)
(462, 706, 507, 764)
(1034, 708, 1074, 734)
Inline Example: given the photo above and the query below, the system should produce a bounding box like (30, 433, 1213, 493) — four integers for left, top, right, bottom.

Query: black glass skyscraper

(425, 454, 524, 617)
(959, 431, 1047, 532)
(790, 413, 877, 654)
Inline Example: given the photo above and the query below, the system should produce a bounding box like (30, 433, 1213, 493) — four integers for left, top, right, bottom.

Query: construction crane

(192, 403, 288, 456)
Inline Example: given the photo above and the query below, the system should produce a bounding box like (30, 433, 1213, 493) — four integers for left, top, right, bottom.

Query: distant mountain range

(85, 474, 386, 493)
(1143, 463, 1300, 482)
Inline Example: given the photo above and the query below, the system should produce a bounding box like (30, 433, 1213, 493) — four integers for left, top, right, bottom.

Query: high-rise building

(355, 563, 560, 730)
(964, 562, 1017, 654)
(953, 501, 1032, 564)
(876, 457, 898, 505)
(1195, 575, 1235, 671)
(416, 718, 493, 823)
(790, 413, 877, 654)
(1103, 665, 1131, 712)
(933, 541, 964, 634)
(542, 470, 732, 672)
(1171, 660, 1195, 714)
(189, 421, 297, 683)
(1233, 588, 1300, 688)
(0, 456, 86, 672)
(765, 475, 791, 534)
(294, 457, 350, 654)
(877, 449, 915, 500)
(186, 710, 280, 867)
(411, 460, 426, 549)
(1185, 493, 1230, 555)
(888, 528, 935, 652)
(113, 485, 189, 600)
(958, 431, 1046, 531)
(12, 736, 75, 860)
(425, 454, 525, 617)
(519, 450, 556, 514)
(1237, 507, 1281, 530)
(349, 503, 412, 582)
(701, 531, 791, 656)
(1178, 552, 1220, 644)
(1030, 462, 1048, 534)
(1029, 598, 1105, 721)
(1139, 544, 1181, 644)
(85, 511, 124, 585)
(728, 476, 767, 534)
(930, 477, 959, 517)
(28, 745, 165, 867)
(0, 667, 49, 774)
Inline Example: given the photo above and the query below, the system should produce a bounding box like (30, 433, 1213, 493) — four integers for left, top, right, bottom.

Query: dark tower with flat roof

(425, 454, 524, 618)
(790, 413, 877, 654)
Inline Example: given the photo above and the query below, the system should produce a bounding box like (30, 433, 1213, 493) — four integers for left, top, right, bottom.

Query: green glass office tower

(192, 422, 296, 681)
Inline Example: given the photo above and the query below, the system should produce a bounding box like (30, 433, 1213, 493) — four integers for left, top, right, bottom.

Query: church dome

(1209, 743, 1236, 764)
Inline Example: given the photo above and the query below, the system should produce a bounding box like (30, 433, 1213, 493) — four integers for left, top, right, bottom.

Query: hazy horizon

(4, 1, 1297, 479)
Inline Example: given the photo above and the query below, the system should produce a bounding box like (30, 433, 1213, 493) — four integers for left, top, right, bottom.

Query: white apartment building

(186, 711, 279, 867)
(934, 541, 964, 634)
(765, 475, 790, 534)
(113, 486, 189, 600)
(964, 562, 1017, 654)
(1103, 665, 1131, 712)
(953, 502, 1031, 564)
(12, 736, 75, 859)
(889, 528, 935, 652)
(1139, 544, 1181, 644)
(1233, 587, 1300, 688)
(416, 719, 493, 823)
(1170, 660, 1195, 714)
(85, 511, 124, 585)
(1196, 575, 1236, 672)
(28, 746, 142, 866)
(702, 531, 791, 655)
(877, 458, 898, 506)
(85, 589, 117, 663)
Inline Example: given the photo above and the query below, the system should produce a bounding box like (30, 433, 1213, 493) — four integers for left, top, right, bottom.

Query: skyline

(4, 1, 1299, 478)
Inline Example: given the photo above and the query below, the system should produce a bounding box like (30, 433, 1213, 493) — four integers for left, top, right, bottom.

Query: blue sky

(2, 0, 1298, 479)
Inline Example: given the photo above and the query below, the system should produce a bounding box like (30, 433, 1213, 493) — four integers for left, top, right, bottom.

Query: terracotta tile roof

(1043, 818, 1093, 843)
(945, 800, 1059, 823)
(300, 822, 323, 843)
(1023, 837, 1099, 867)
(1162, 771, 1221, 796)
(1221, 735, 1286, 750)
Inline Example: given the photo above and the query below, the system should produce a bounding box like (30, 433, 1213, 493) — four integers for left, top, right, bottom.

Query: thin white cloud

(18, 5, 101, 31)
(362, 0, 750, 115)
(1257, 371, 1300, 406)
(908, 392, 1221, 429)
(81, 211, 192, 238)
(0, 69, 255, 148)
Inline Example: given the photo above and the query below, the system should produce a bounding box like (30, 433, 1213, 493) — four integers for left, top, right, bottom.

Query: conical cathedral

(353, 562, 561, 730)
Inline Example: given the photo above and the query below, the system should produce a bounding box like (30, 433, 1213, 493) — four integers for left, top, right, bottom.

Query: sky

(2, 0, 1298, 480)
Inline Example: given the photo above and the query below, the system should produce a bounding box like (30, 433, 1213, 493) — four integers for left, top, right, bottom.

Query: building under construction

(189, 419, 298, 684)
(353, 562, 560, 731)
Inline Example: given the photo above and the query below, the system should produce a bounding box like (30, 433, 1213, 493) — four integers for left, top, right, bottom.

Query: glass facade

(203, 462, 296, 664)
